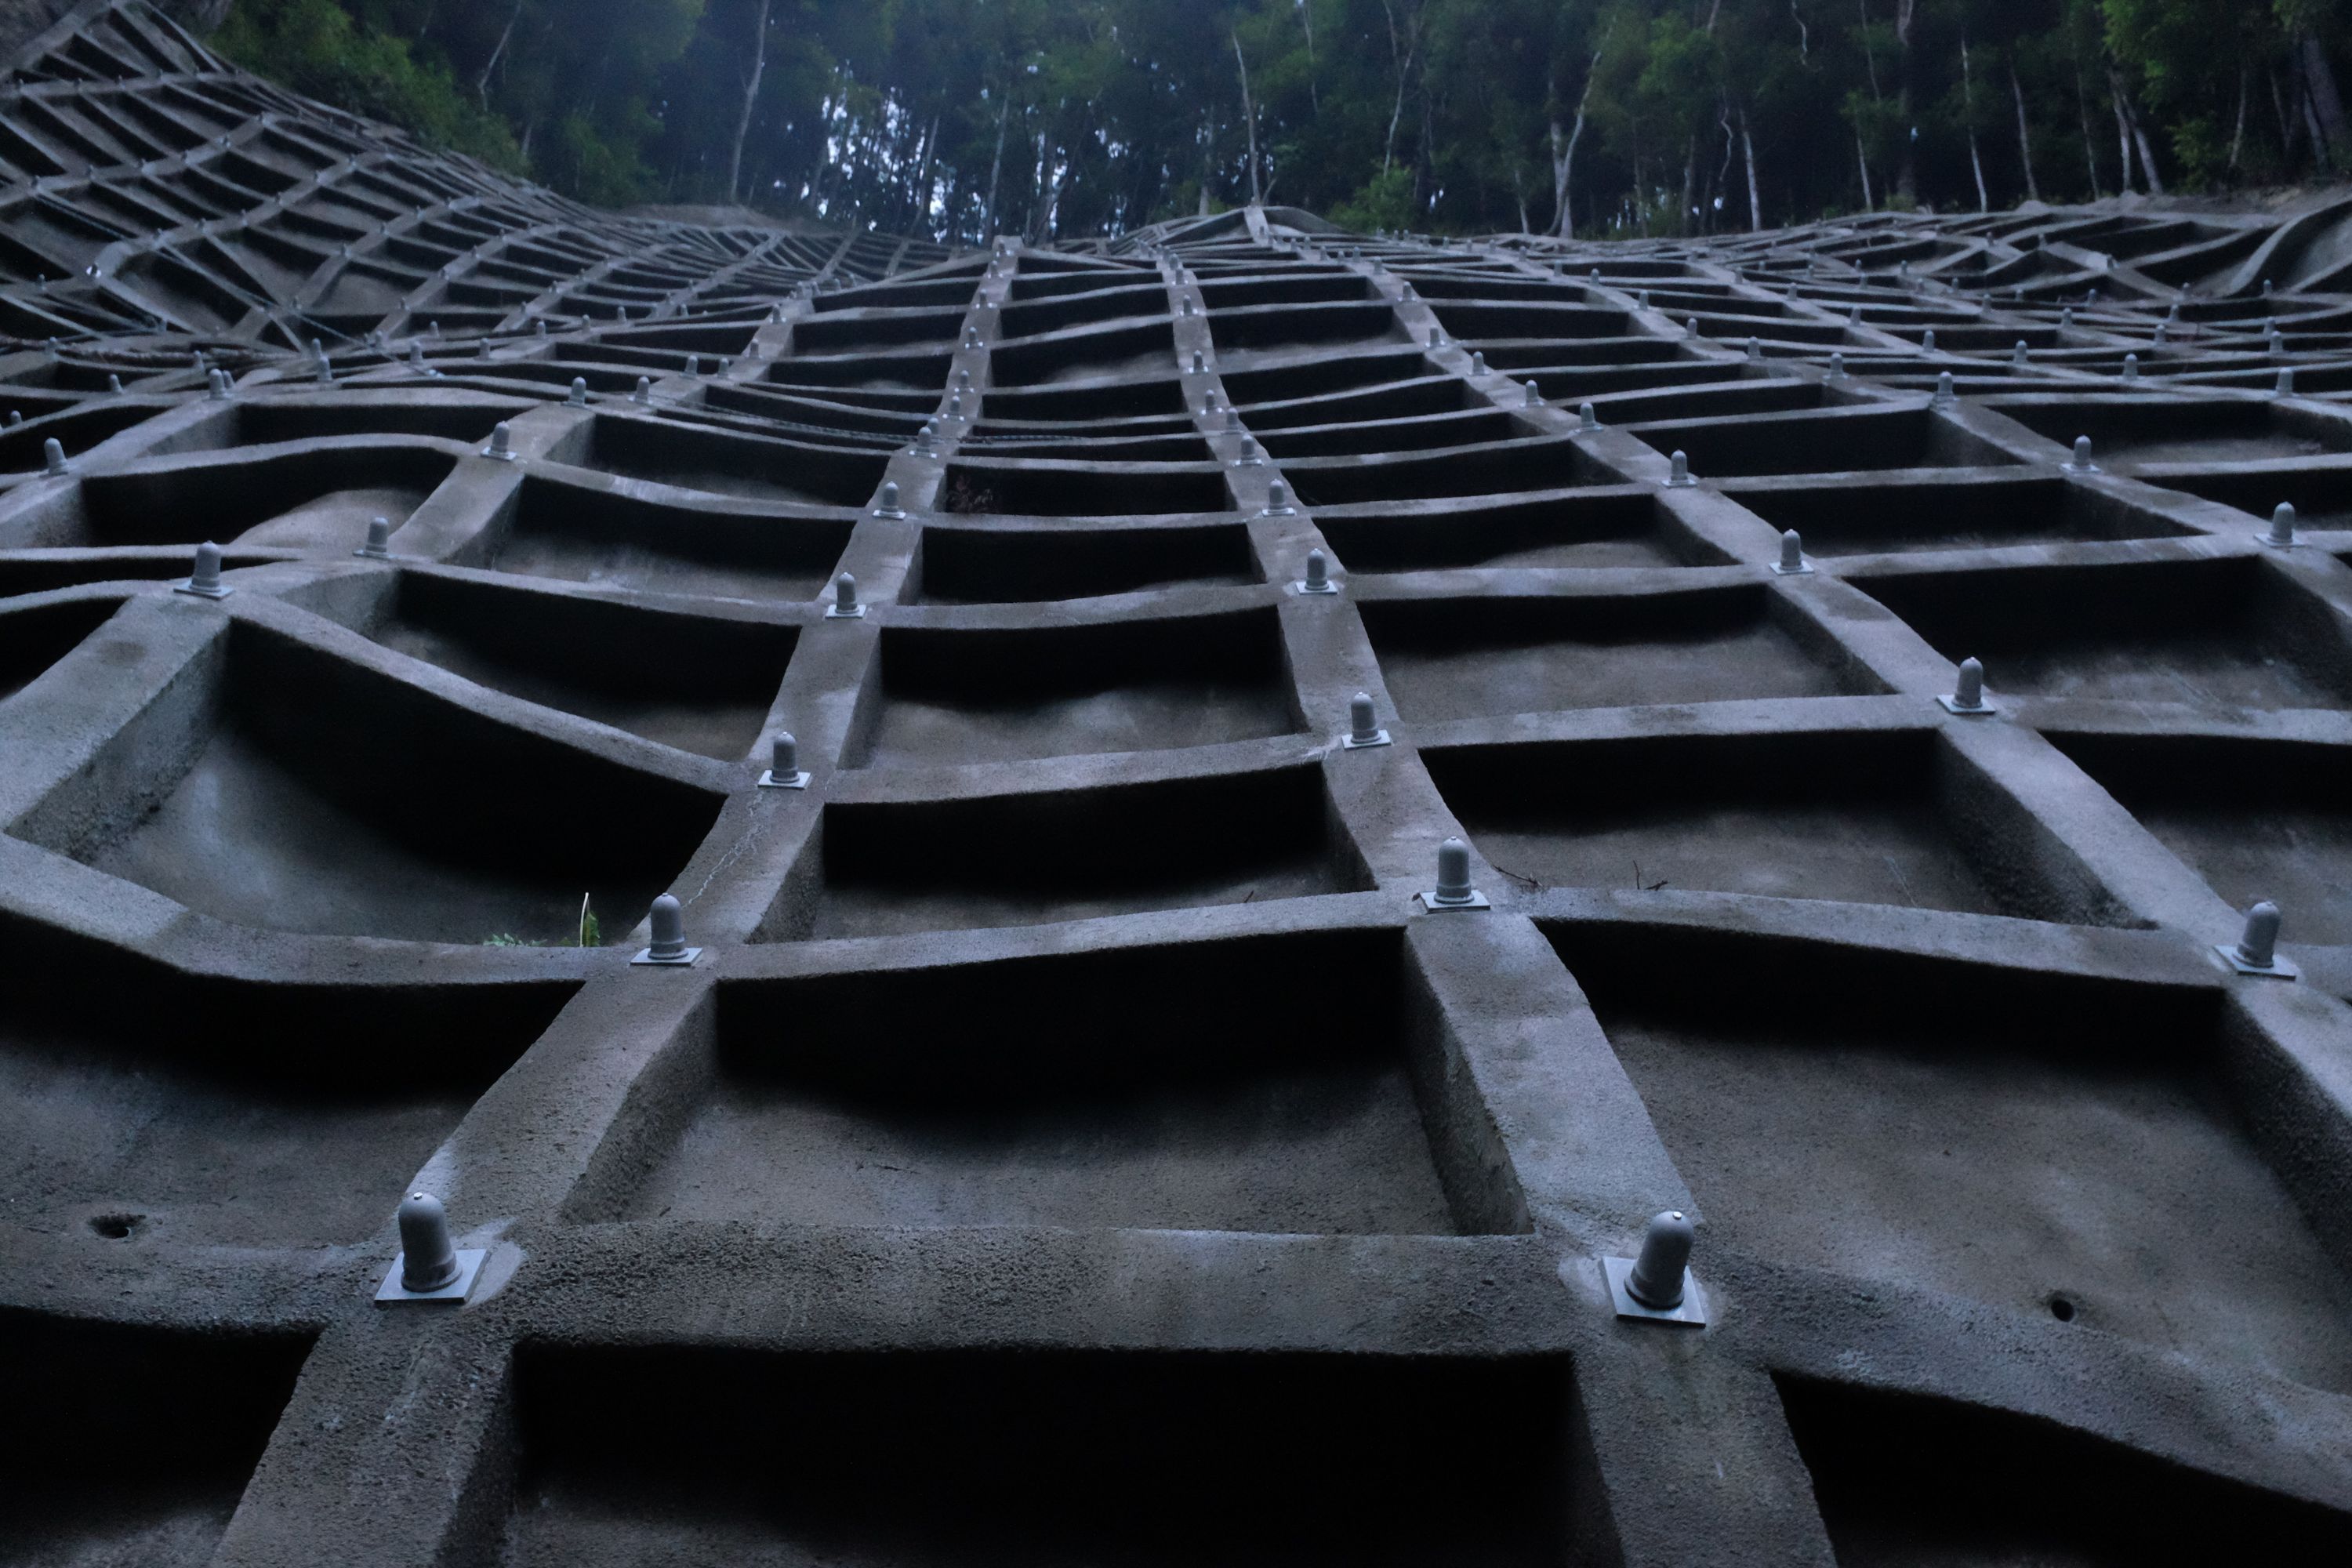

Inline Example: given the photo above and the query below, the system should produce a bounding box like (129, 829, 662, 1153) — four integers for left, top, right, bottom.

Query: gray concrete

(6, 4, 2352, 1564)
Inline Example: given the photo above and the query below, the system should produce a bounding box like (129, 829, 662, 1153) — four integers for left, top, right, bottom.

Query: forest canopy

(208, 1, 2352, 238)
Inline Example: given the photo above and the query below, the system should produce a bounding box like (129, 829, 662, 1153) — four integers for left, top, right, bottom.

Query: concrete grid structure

(6, 1, 2352, 1563)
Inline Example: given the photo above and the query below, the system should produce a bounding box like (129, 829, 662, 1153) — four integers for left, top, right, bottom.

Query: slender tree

(202, 0, 2352, 230)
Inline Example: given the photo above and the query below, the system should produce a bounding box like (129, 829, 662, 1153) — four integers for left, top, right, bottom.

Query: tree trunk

(1856, 126, 1875, 210)
(1859, 0, 1882, 100)
(909, 113, 939, 232)
(1417, 81, 1435, 213)
(983, 94, 1010, 239)
(2010, 64, 2040, 201)
(475, 0, 523, 112)
(726, 0, 772, 205)
(1548, 53, 1599, 238)
(1199, 109, 1216, 216)
(1962, 37, 1988, 212)
(2230, 68, 2248, 172)
(2302, 77, 2334, 172)
(2302, 30, 2350, 162)
(1029, 131, 1051, 243)
(1380, 0, 1419, 175)
(1894, 0, 1918, 201)
(1232, 31, 1261, 204)
(2109, 70, 2137, 193)
(1679, 135, 1697, 234)
(2113, 67, 2165, 194)
(1299, 0, 1318, 113)
(2074, 67, 2103, 198)
(1740, 105, 1762, 230)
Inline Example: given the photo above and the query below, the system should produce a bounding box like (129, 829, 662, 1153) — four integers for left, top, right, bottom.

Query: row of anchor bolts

(746, 711, 2311, 976)
(377, 1180, 1710, 1322)
(2061, 437, 2306, 545)
(1930, 654, 2298, 976)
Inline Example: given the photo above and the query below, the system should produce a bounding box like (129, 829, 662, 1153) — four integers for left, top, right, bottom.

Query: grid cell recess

(5, 3, 2352, 1564)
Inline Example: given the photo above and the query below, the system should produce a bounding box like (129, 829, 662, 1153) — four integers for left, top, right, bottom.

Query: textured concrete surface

(6, 3, 2352, 1564)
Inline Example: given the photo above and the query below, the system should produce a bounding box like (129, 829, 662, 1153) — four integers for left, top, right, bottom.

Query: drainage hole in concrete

(2048, 1294, 2076, 1323)
(89, 1214, 142, 1240)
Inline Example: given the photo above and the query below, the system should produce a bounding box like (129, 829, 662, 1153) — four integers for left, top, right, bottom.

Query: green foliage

(2168, 113, 2230, 190)
(214, 0, 521, 170)
(548, 109, 657, 209)
(477, 895, 599, 949)
(1329, 165, 1415, 231)
(214, 0, 522, 169)
(217, 0, 702, 202)
(212, 0, 2352, 231)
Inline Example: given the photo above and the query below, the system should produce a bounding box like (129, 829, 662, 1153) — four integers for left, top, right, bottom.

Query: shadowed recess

(602, 926, 1514, 1236)
(1777, 1377, 2352, 1563)
(794, 763, 1371, 937)
(2049, 730, 2352, 944)
(1857, 556, 2352, 710)
(851, 609, 1300, 767)
(0, 909, 575, 1246)
(503, 1345, 1577, 1566)
(913, 520, 1258, 602)
(1552, 920, 2352, 1392)
(1428, 727, 2134, 924)
(365, 572, 797, 760)
(0, 1312, 314, 1568)
(60, 620, 723, 944)
(1361, 587, 1876, 720)
(485, 473, 855, 602)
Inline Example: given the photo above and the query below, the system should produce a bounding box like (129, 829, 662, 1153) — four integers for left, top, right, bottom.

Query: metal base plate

(2216, 943, 2299, 979)
(173, 581, 231, 599)
(1603, 1255, 1708, 1327)
(376, 1249, 485, 1305)
(1341, 729, 1391, 750)
(1770, 561, 1814, 575)
(757, 769, 810, 789)
(825, 604, 867, 619)
(1289, 580, 1339, 596)
(1937, 694, 1995, 715)
(1417, 890, 1490, 912)
(632, 946, 702, 967)
(2256, 532, 2297, 550)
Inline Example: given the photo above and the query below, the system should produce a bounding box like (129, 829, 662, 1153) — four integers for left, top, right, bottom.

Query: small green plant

(480, 895, 600, 948)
